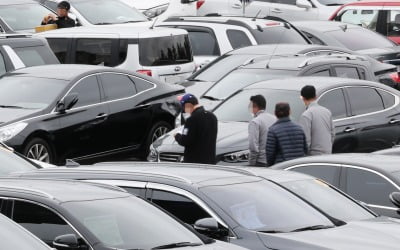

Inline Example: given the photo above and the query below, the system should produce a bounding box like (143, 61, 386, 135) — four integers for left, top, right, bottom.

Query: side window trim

(285, 162, 342, 186)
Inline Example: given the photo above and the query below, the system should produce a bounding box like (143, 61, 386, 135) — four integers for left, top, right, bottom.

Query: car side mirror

(296, 0, 312, 9)
(390, 192, 400, 208)
(56, 93, 78, 113)
(194, 218, 229, 240)
(53, 234, 80, 250)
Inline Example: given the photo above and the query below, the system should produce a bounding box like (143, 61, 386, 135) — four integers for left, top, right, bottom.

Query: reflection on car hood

(154, 121, 248, 156)
(0, 108, 41, 125)
(180, 81, 215, 97)
(259, 217, 400, 250)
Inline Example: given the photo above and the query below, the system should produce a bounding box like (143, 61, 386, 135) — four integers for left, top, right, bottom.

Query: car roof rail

(0, 184, 55, 199)
(205, 13, 222, 17)
(298, 53, 367, 68)
(0, 33, 32, 39)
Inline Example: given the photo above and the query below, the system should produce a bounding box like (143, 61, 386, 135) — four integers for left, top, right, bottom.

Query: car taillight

(197, 0, 205, 9)
(137, 70, 152, 77)
(390, 72, 400, 83)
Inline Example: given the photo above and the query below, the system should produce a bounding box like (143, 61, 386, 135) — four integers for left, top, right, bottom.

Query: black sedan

(0, 65, 183, 164)
(271, 154, 400, 219)
(15, 162, 400, 250)
(150, 77, 400, 164)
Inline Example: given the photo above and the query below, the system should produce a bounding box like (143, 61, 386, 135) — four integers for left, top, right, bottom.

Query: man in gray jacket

(299, 85, 335, 155)
(248, 95, 276, 166)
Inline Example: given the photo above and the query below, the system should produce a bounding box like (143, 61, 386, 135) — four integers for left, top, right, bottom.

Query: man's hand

(43, 14, 57, 24)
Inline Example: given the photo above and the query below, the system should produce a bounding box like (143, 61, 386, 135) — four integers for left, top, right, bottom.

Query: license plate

(164, 75, 183, 84)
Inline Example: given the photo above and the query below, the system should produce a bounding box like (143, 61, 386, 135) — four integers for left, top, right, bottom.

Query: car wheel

(139, 121, 172, 159)
(23, 138, 54, 164)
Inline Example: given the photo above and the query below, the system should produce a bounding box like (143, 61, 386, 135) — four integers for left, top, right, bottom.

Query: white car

(197, 0, 354, 21)
(121, 0, 198, 21)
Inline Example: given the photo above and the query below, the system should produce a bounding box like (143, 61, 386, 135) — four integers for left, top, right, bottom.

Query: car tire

(23, 138, 55, 164)
(140, 121, 172, 159)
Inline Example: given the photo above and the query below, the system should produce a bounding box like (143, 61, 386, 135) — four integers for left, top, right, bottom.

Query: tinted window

(327, 28, 394, 51)
(12, 201, 76, 245)
(346, 168, 397, 207)
(139, 35, 192, 66)
(47, 38, 69, 63)
(188, 31, 220, 56)
(227, 30, 252, 49)
(308, 69, 330, 77)
(150, 190, 210, 225)
(377, 89, 395, 109)
(0, 3, 50, 31)
(334, 67, 360, 79)
(131, 77, 154, 93)
(303, 31, 325, 45)
(292, 165, 339, 185)
(387, 10, 400, 37)
(76, 39, 113, 66)
(43, 0, 58, 11)
(123, 187, 146, 197)
(319, 88, 347, 119)
(0, 52, 6, 76)
(14, 47, 46, 67)
(338, 9, 379, 31)
(100, 74, 136, 100)
(347, 87, 384, 115)
(253, 27, 308, 45)
(70, 76, 101, 107)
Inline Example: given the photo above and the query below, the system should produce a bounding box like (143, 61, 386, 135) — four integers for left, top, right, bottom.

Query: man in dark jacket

(266, 103, 307, 166)
(41, 1, 75, 29)
(175, 94, 218, 164)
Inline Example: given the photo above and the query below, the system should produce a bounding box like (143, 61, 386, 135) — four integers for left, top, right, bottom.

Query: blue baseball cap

(179, 93, 198, 107)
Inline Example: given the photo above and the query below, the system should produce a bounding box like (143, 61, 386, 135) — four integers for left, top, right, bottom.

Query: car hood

(154, 121, 248, 156)
(259, 217, 400, 250)
(0, 108, 42, 126)
(179, 81, 215, 97)
(128, 0, 170, 10)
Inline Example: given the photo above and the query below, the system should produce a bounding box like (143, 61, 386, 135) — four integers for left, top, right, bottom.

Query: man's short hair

(250, 95, 266, 110)
(301, 85, 316, 100)
(58, 1, 71, 10)
(275, 102, 290, 118)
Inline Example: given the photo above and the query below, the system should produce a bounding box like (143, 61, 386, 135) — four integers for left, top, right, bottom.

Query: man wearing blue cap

(175, 94, 218, 164)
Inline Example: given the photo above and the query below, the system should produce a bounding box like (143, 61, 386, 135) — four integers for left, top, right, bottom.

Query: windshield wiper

(94, 22, 114, 25)
(202, 95, 222, 101)
(290, 225, 334, 232)
(258, 230, 287, 234)
(152, 242, 202, 249)
(120, 20, 143, 24)
(0, 105, 25, 109)
(326, 3, 342, 6)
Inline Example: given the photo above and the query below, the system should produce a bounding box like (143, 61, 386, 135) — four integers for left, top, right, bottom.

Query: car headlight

(143, 4, 168, 18)
(222, 150, 250, 163)
(0, 122, 28, 142)
(147, 143, 159, 162)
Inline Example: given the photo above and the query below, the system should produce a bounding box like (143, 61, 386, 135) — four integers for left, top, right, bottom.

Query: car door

(286, 163, 342, 188)
(342, 166, 400, 218)
(98, 73, 153, 152)
(344, 86, 400, 152)
(53, 75, 109, 160)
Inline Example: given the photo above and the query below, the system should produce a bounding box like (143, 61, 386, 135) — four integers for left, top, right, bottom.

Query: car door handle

(96, 113, 108, 120)
(343, 127, 356, 133)
(389, 119, 400, 124)
(232, 3, 243, 9)
(271, 8, 283, 13)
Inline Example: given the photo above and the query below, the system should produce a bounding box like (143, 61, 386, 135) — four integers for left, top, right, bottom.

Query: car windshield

(205, 68, 297, 100)
(0, 214, 50, 250)
(72, 0, 148, 25)
(200, 179, 334, 232)
(214, 88, 305, 122)
(63, 196, 203, 249)
(314, 0, 353, 6)
(281, 179, 375, 222)
(0, 146, 40, 175)
(0, 77, 67, 109)
(327, 27, 395, 50)
(253, 26, 309, 45)
(0, 3, 51, 31)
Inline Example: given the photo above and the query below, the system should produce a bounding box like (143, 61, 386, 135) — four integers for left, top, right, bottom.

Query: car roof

(0, 0, 37, 5)
(228, 44, 353, 55)
(0, 178, 128, 203)
(38, 26, 187, 38)
(292, 21, 360, 32)
(342, 0, 400, 7)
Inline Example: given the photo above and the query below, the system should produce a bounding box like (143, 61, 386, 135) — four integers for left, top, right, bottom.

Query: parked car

(150, 77, 400, 164)
(271, 153, 400, 218)
(0, 213, 52, 250)
(292, 20, 400, 65)
(39, 26, 195, 83)
(0, 17, 12, 33)
(15, 162, 400, 250)
(0, 142, 41, 174)
(158, 16, 311, 67)
(121, 0, 198, 20)
(0, 64, 184, 164)
(197, 0, 353, 21)
(0, 0, 55, 33)
(373, 145, 400, 155)
(329, 0, 400, 44)
(35, 0, 150, 27)
(0, 178, 245, 250)
(196, 53, 398, 110)
(0, 34, 59, 76)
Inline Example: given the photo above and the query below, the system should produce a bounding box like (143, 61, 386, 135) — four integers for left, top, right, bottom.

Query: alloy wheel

(27, 144, 50, 163)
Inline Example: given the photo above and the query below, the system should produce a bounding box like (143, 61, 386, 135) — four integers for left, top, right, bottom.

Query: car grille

(159, 153, 184, 162)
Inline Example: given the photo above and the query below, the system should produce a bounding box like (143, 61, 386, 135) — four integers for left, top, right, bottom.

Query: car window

(345, 168, 397, 207)
(338, 9, 379, 31)
(307, 69, 331, 77)
(187, 30, 220, 56)
(318, 88, 347, 119)
(387, 10, 400, 37)
(150, 190, 211, 225)
(13, 47, 46, 67)
(334, 66, 360, 79)
(290, 165, 340, 185)
(43, 0, 58, 11)
(346, 87, 384, 115)
(47, 38, 69, 63)
(226, 30, 252, 50)
(131, 77, 154, 93)
(76, 39, 113, 66)
(123, 187, 146, 197)
(11, 200, 77, 245)
(70, 75, 101, 108)
(276, 0, 296, 5)
(100, 73, 137, 101)
(377, 89, 395, 109)
(302, 31, 325, 45)
(253, 26, 309, 45)
(0, 3, 50, 31)
(0, 51, 6, 76)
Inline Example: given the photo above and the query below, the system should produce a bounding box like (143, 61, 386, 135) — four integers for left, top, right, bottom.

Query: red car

(330, 0, 400, 44)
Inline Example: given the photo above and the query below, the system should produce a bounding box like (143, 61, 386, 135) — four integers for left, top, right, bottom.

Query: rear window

(14, 46, 59, 66)
(139, 35, 192, 66)
(253, 26, 309, 45)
